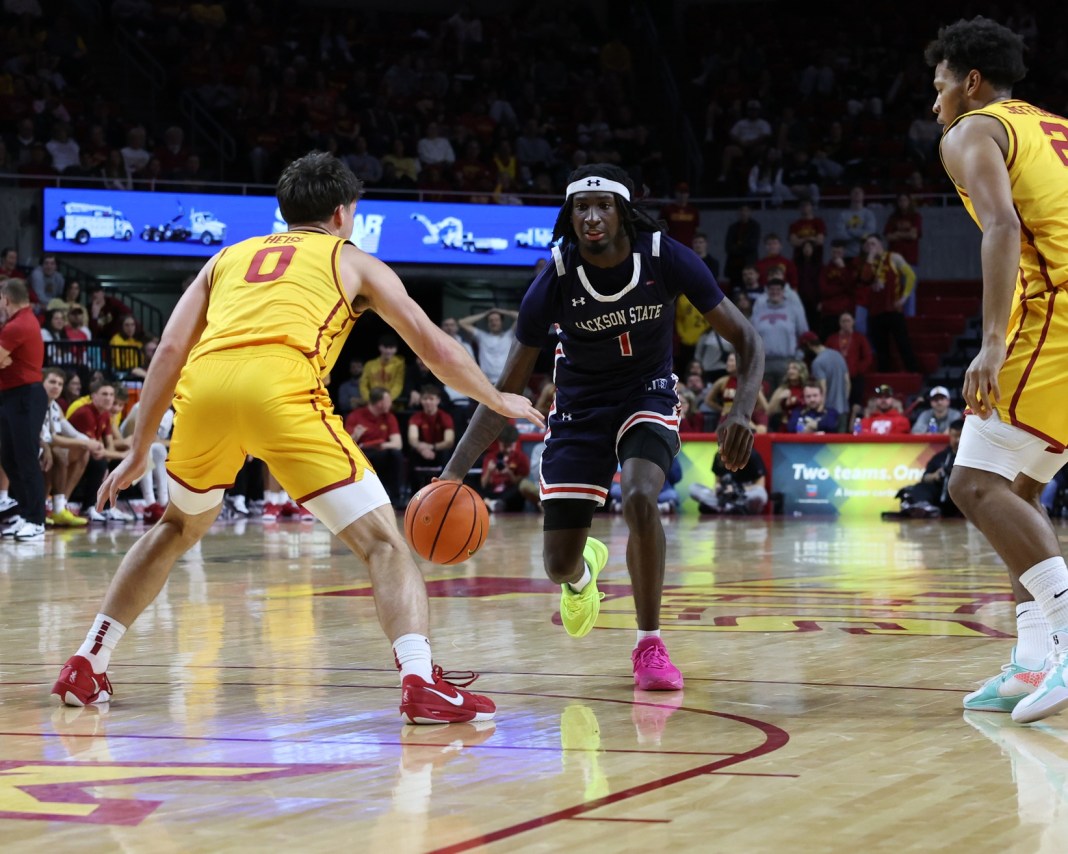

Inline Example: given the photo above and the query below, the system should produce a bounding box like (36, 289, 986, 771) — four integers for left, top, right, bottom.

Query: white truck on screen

(51, 203, 135, 244)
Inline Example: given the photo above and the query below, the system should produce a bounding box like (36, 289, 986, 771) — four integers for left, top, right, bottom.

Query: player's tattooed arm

(441, 340, 541, 481)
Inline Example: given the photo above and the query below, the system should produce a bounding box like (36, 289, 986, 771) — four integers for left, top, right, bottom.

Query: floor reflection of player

(442, 164, 764, 692)
(963, 711, 1068, 846)
(560, 703, 609, 801)
(631, 690, 684, 746)
(368, 721, 496, 852)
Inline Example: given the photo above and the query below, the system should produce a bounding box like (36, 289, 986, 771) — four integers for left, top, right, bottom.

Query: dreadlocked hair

(551, 164, 664, 246)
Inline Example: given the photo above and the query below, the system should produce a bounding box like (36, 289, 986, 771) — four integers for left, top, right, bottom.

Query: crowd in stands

(0, 2, 1058, 204)
(2, 1, 1065, 532)
(0, 249, 154, 376)
(668, 189, 954, 438)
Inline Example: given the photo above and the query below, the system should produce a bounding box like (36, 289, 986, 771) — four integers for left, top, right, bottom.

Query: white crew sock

(1020, 557, 1068, 631)
(75, 614, 128, 672)
(53, 494, 67, 514)
(140, 469, 157, 504)
(393, 633, 433, 683)
(1015, 601, 1052, 670)
(567, 563, 591, 593)
(0, 490, 8, 502)
(636, 629, 662, 648)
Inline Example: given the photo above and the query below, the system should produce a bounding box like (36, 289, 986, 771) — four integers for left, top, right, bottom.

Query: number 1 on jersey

(617, 330, 633, 357)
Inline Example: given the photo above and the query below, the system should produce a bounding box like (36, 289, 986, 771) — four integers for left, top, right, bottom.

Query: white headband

(566, 176, 631, 201)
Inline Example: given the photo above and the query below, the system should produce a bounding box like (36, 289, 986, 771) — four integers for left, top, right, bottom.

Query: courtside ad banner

(773, 440, 943, 516)
(42, 188, 558, 266)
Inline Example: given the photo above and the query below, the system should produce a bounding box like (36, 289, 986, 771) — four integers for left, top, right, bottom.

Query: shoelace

(431, 665, 479, 688)
(562, 586, 605, 614)
(635, 643, 671, 669)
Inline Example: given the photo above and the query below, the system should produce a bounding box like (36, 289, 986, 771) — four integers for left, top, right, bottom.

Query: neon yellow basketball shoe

(560, 537, 607, 638)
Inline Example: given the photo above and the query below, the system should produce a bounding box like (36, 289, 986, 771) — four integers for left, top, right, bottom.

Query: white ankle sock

(1015, 602, 1052, 669)
(53, 494, 66, 514)
(568, 563, 591, 593)
(636, 629, 661, 648)
(1020, 557, 1068, 630)
(393, 633, 433, 683)
(76, 614, 127, 672)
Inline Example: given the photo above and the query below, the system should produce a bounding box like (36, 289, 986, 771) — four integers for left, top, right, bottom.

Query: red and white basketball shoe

(399, 666, 496, 724)
(51, 655, 113, 706)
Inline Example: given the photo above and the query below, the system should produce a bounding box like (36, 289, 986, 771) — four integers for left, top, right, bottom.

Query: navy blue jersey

(516, 232, 724, 401)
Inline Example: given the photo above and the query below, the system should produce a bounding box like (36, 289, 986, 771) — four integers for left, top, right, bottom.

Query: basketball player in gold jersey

(51, 152, 543, 724)
(927, 17, 1068, 722)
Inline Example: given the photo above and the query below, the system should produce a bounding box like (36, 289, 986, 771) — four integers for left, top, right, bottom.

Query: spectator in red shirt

(406, 386, 455, 492)
(0, 248, 24, 281)
(0, 278, 48, 539)
(883, 193, 923, 316)
(345, 387, 403, 506)
(67, 379, 131, 521)
(788, 199, 826, 265)
(755, 234, 798, 288)
(658, 182, 700, 247)
(826, 311, 874, 418)
(859, 384, 911, 436)
(817, 240, 857, 338)
(479, 423, 530, 513)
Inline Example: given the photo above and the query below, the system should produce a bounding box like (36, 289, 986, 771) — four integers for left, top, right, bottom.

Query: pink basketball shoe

(631, 637, 684, 691)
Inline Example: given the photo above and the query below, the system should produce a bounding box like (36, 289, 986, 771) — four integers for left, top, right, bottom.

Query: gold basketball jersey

(944, 99, 1068, 299)
(189, 231, 360, 376)
(943, 100, 1068, 447)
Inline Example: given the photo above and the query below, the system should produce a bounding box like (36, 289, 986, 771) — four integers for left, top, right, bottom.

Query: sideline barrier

(517, 432, 949, 517)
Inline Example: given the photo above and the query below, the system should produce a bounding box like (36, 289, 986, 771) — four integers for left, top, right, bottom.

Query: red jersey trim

(1015, 205, 1055, 292)
(1008, 290, 1057, 442)
(166, 468, 235, 494)
(1005, 285, 1028, 359)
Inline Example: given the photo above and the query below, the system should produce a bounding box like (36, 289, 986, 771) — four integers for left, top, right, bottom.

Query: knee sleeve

(617, 424, 676, 476)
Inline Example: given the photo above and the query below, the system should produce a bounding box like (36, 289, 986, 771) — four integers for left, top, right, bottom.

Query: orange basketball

(404, 481, 490, 565)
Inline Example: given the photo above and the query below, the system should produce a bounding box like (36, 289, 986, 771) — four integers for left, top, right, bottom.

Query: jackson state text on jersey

(515, 232, 724, 399)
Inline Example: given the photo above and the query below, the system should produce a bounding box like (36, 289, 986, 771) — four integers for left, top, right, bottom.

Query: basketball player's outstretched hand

(716, 414, 755, 471)
(96, 451, 149, 512)
(962, 342, 1004, 418)
(494, 392, 546, 429)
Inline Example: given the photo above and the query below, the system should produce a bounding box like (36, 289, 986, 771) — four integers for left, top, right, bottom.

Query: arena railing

(29, 175, 963, 210)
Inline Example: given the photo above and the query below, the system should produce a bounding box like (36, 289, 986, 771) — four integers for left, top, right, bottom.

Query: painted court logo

(0, 761, 365, 825)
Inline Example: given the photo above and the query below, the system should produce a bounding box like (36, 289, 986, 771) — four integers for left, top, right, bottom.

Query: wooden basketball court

(2, 512, 1066, 851)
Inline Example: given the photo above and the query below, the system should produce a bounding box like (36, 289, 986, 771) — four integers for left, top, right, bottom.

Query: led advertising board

(43, 188, 558, 266)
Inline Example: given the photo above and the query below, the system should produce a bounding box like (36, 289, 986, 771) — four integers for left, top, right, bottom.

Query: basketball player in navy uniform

(441, 165, 764, 689)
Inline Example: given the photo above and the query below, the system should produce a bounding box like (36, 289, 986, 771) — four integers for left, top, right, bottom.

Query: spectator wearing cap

(910, 386, 963, 435)
(659, 182, 700, 247)
(859, 384, 911, 436)
(896, 419, 964, 518)
(799, 330, 850, 431)
(359, 333, 407, 411)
